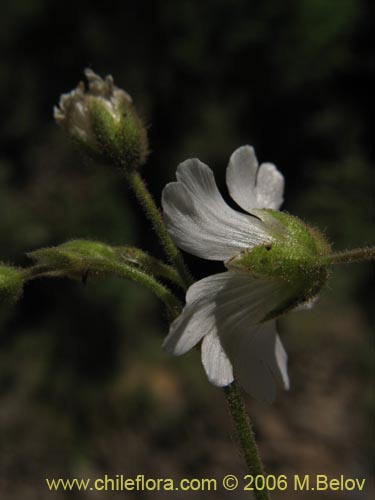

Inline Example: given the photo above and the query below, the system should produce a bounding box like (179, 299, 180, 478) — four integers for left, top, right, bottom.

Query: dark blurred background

(0, 0, 373, 498)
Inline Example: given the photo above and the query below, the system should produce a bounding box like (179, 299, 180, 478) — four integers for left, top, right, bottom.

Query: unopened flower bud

(54, 69, 148, 170)
(28, 240, 117, 279)
(0, 264, 24, 306)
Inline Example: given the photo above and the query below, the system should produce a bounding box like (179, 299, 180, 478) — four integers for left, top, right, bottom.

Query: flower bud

(54, 69, 148, 170)
(28, 240, 117, 279)
(226, 209, 332, 318)
(0, 264, 24, 306)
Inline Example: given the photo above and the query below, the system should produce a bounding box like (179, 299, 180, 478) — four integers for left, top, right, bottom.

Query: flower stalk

(325, 247, 375, 265)
(125, 169, 193, 289)
(224, 383, 270, 500)
(96, 260, 182, 317)
(117, 246, 185, 288)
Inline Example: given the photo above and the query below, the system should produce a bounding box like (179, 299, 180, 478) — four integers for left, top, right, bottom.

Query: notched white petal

(256, 162, 284, 210)
(175, 159, 224, 204)
(162, 272, 290, 400)
(162, 158, 271, 261)
(226, 145, 284, 212)
(226, 146, 259, 212)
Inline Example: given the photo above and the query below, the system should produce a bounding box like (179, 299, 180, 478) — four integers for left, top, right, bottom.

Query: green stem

(116, 246, 185, 288)
(23, 261, 182, 318)
(125, 170, 193, 288)
(22, 264, 54, 280)
(111, 261, 182, 317)
(224, 383, 270, 500)
(325, 246, 375, 265)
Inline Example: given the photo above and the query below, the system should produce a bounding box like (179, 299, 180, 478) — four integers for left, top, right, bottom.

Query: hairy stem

(125, 170, 193, 288)
(116, 246, 185, 288)
(23, 261, 182, 318)
(112, 261, 182, 316)
(325, 246, 375, 265)
(224, 383, 270, 500)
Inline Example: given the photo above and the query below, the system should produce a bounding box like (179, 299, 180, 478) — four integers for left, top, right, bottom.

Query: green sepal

(89, 98, 148, 171)
(226, 210, 332, 319)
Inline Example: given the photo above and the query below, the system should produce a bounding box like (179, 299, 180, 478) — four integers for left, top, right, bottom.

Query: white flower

(161, 146, 301, 402)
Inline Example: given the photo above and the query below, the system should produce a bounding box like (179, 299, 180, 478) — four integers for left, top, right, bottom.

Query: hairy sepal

(226, 210, 331, 319)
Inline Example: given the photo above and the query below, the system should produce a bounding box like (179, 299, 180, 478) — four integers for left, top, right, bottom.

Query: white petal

(162, 272, 236, 356)
(163, 271, 290, 400)
(226, 146, 284, 212)
(226, 146, 259, 210)
(255, 162, 284, 210)
(223, 321, 289, 402)
(162, 299, 213, 355)
(228, 326, 277, 402)
(201, 332, 234, 387)
(162, 158, 272, 261)
(163, 271, 284, 357)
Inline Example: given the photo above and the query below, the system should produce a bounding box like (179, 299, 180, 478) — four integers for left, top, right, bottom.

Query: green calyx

(89, 97, 148, 171)
(0, 264, 24, 305)
(226, 210, 332, 319)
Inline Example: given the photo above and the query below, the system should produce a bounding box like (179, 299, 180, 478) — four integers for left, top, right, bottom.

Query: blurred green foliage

(0, 0, 373, 498)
